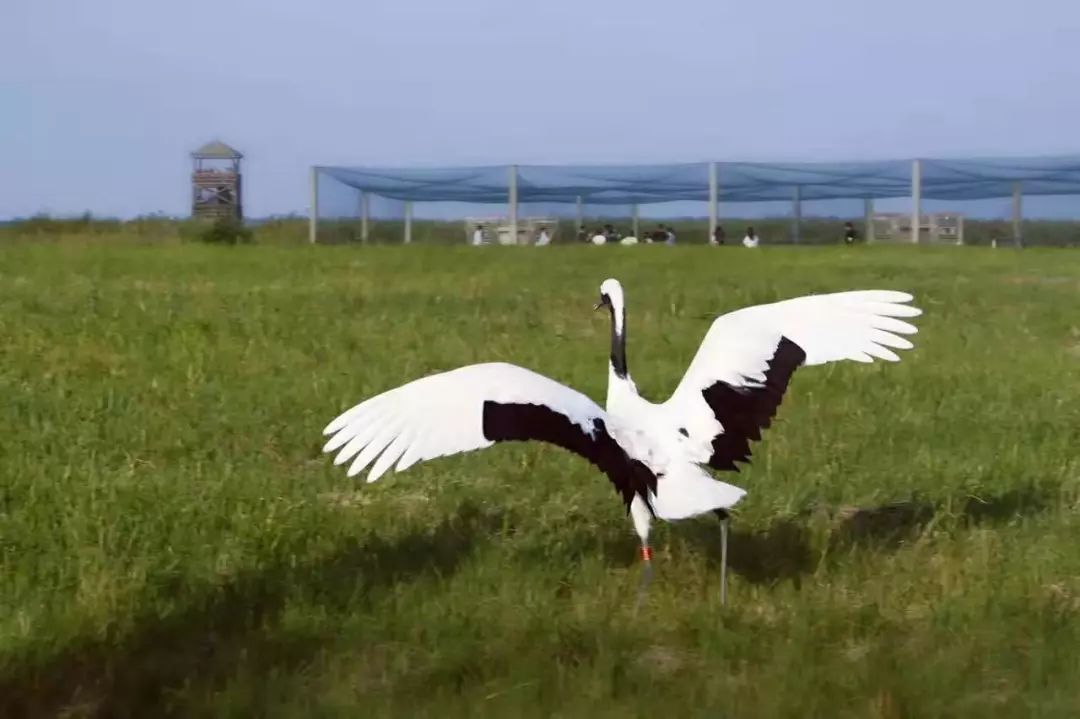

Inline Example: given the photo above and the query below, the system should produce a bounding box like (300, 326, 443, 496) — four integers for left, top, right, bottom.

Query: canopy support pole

(708, 161, 718, 243)
(864, 198, 875, 243)
(791, 185, 802, 244)
(403, 201, 412, 244)
(361, 192, 370, 244)
(632, 204, 640, 240)
(308, 167, 318, 244)
(1012, 181, 1023, 248)
(576, 196, 583, 232)
(911, 159, 922, 244)
(508, 165, 519, 245)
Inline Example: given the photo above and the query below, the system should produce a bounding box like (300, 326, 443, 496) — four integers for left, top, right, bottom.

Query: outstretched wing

(663, 290, 922, 471)
(322, 362, 655, 509)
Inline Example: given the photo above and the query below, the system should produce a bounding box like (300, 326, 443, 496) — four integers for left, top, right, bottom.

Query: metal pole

(508, 165, 519, 245)
(403, 201, 412, 244)
(792, 185, 802, 244)
(308, 167, 318, 244)
(957, 214, 965, 245)
(632, 204, 640, 239)
(1012, 181, 1023, 247)
(911, 159, 922, 244)
(708, 161, 718, 243)
(864, 198, 875, 243)
(361, 192, 370, 244)
(576, 195, 584, 231)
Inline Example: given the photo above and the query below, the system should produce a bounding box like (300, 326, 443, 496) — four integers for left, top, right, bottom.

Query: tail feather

(651, 465, 746, 521)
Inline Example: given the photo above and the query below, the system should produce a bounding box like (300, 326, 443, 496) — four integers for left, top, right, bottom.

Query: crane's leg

(715, 508, 730, 607)
(630, 497, 653, 611)
(635, 544, 654, 610)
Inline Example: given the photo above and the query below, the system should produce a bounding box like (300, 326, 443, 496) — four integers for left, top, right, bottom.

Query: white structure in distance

(464, 217, 558, 246)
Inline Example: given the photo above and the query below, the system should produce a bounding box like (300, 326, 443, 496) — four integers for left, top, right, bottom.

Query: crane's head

(594, 278, 624, 313)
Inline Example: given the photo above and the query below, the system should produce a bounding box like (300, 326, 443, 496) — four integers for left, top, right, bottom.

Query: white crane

(321, 279, 921, 605)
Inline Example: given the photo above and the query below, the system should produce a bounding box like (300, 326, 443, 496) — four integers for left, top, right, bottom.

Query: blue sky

(3, 0, 1079, 219)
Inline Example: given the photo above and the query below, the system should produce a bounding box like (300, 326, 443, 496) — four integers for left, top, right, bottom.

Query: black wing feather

(700, 336, 807, 471)
(482, 401, 658, 513)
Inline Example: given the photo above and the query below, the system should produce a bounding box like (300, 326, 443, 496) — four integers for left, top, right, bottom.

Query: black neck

(608, 304, 628, 378)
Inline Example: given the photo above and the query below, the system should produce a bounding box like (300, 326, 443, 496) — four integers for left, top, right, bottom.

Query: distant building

(872, 212, 964, 244)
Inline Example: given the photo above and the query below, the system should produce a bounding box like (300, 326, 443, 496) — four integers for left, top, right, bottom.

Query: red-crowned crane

(322, 279, 921, 605)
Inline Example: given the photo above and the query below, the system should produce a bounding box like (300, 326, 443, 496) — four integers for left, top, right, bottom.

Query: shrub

(196, 217, 254, 245)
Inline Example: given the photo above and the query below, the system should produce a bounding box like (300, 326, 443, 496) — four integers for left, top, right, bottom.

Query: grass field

(1, 242, 1079, 717)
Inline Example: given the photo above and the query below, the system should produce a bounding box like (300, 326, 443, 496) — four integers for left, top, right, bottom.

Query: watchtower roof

(191, 140, 243, 160)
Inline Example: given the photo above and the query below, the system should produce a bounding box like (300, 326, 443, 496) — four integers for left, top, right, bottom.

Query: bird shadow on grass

(957, 486, 1050, 526)
(671, 484, 1054, 588)
(0, 500, 507, 719)
(827, 485, 1051, 552)
(675, 518, 815, 588)
(825, 500, 936, 552)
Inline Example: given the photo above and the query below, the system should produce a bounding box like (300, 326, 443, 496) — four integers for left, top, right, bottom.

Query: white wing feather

(663, 290, 921, 446)
(322, 362, 606, 483)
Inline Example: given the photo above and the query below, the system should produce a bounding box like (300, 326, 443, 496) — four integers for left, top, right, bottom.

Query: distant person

(651, 224, 667, 243)
(536, 226, 551, 246)
(742, 226, 760, 248)
(604, 223, 622, 242)
(712, 225, 726, 245)
(843, 221, 857, 245)
(665, 225, 676, 246)
(576, 226, 588, 243)
(472, 224, 485, 246)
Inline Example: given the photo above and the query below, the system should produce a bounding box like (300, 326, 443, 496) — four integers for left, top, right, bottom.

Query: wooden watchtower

(191, 140, 243, 220)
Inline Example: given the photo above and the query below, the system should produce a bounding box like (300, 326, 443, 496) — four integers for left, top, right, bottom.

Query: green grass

(1, 242, 1079, 717)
